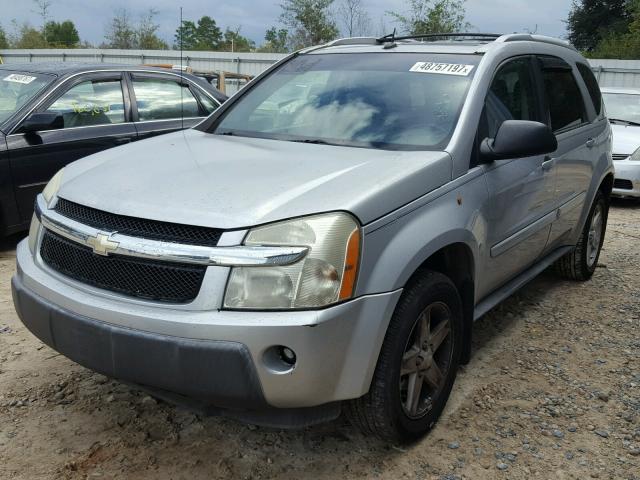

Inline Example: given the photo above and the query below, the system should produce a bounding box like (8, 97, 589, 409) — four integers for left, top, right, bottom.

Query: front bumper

(13, 239, 401, 414)
(612, 160, 640, 198)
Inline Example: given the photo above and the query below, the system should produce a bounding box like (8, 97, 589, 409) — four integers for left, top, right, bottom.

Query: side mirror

(21, 112, 63, 134)
(480, 120, 557, 162)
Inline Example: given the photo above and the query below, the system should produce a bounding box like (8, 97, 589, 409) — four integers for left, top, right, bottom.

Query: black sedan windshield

(211, 53, 480, 150)
(0, 71, 55, 125)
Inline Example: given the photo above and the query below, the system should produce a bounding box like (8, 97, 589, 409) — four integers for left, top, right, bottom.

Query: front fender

(356, 171, 488, 297)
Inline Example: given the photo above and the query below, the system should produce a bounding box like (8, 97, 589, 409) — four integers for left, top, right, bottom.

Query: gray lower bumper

(12, 274, 345, 427)
(12, 274, 266, 409)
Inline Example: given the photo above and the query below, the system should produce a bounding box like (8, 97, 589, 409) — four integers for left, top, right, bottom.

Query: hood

(58, 129, 452, 229)
(611, 124, 640, 156)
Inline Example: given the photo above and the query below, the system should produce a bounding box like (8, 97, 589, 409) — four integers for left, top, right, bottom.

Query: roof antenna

(180, 6, 184, 130)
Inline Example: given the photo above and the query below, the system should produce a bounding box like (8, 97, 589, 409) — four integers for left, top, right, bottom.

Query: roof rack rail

(497, 34, 577, 51)
(376, 32, 502, 44)
(318, 32, 577, 52)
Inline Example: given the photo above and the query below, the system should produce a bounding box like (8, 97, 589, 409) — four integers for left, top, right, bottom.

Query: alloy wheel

(399, 301, 454, 419)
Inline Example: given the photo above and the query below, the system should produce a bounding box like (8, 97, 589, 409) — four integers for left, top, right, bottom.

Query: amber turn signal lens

(339, 228, 360, 300)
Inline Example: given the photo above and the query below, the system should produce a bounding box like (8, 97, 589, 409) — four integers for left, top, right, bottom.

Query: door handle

(542, 156, 555, 171)
(114, 138, 132, 145)
(586, 138, 595, 149)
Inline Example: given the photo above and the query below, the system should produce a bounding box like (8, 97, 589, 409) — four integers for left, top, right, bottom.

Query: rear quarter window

(577, 63, 603, 116)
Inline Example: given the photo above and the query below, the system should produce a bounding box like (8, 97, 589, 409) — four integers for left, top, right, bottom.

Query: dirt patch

(1, 201, 639, 480)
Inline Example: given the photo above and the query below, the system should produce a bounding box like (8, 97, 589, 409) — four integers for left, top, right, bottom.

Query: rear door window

(132, 77, 200, 121)
(539, 57, 587, 132)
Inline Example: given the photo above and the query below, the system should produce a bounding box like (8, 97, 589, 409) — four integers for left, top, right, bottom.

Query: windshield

(0, 71, 55, 126)
(603, 92, 640, 124)
(211, 53, 480, 150)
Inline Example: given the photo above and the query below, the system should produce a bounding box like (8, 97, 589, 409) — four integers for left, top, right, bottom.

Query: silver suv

(12, 33, 613, 443)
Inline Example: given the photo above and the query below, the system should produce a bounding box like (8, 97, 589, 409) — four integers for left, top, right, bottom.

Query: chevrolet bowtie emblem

(87, 233, 119, 256)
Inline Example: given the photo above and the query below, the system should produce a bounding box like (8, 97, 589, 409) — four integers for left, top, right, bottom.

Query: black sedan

(0, 63, 227, 236)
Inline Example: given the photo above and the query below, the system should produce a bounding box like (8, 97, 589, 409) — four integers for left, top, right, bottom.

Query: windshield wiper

(609, 118, 640, 127)
(288, 138, 336, 146)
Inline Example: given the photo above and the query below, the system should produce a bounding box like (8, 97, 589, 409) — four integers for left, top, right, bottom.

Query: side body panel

(0, 133, 23, 234)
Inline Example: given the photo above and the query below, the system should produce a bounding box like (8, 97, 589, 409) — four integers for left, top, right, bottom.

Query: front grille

(40, 231, 206, 303)
(55, 198, 223, 246)
(614, 178, 634, 190)
(612, 154, 629, 161)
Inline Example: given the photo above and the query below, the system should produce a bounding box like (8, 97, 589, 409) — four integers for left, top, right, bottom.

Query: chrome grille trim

(36, 195, 309, 268)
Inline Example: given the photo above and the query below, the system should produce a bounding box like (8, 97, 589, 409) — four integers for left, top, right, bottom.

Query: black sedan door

(128, 72, 215, 140)
(6, 72, 136, 221)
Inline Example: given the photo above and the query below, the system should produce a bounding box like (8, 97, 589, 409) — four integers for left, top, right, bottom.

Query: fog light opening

(263, 345, 297, 374)
(279, 346, 297, 366)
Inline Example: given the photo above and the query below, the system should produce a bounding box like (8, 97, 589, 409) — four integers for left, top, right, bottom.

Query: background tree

(43, 20, 80, 47)
(339, 0, 371, 37)
(259, 27, 289, 52)
(174, 16, 222, 50)
(12, 23, 49, 48)
(174, 20, 198, 50)
(389, 0, 469, 35)
(104, 9, 167, 50)
(220, 27, 255, 52)
(0, 25, 8, 49)
(104, 9, 137, 49)
(279, 0, 339, 49)
(136, 9, 168, 49)
(589, 0, 640, 58)
(567, 0, 630, 52)
(32, 0, 52, 40)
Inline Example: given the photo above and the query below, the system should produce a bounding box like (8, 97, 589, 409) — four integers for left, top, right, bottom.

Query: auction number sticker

(3, 74, 37, 84)
(410, 62, 474, 76)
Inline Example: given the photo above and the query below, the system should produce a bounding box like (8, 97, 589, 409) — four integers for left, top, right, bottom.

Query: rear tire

(555, 191, 608, 281)
(345, 270, 463, 443)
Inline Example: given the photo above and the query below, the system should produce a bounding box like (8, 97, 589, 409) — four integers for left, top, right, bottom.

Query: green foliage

(137, 9, 168, 50)
(279, 0, 339, 49)
(259, 27, 289, 53)
(174, 16, 222, 50)
(14, 24, 49, 48)
(0, 24, 8, 49)
(220, 28, 255, 52)
(389, 0, 469, 35)
(43, 20, 80, 47)
(567, 0, 629, 53)
(104, 8, 167, 50)
(588, 0, 640, 58)
(104, 9, 137, 49)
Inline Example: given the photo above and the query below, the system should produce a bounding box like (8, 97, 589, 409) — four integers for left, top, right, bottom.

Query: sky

(2, 0, 574, 47)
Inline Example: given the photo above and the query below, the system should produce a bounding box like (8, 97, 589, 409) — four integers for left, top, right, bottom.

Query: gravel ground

(0, 200, 638, 480)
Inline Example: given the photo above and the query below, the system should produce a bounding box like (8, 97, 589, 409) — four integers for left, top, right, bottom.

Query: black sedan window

(46, 79, 125, 128)
(132, 78, 200, 121)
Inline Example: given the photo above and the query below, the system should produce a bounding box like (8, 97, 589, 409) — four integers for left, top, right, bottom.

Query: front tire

(346, 270, 463, 443)
(555, 190, 608, 281)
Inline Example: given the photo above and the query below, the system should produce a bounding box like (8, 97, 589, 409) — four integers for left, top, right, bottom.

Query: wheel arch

(403, 242, 476, 364)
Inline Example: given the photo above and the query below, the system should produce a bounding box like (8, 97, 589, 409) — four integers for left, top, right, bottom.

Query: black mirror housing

(21, 112, 63, 134)
(480, 120, 558, 162)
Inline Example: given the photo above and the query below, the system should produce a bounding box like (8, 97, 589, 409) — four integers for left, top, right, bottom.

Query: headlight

(224, 212, 361, 310)
(630, 147, 640, 161)
(42, 168, 64, 205)
(28, 214, 41, 253)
